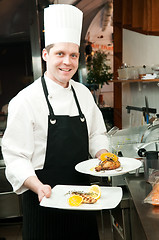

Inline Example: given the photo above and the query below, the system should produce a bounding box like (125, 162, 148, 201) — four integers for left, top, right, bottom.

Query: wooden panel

(113, 25, 122, 53)
(113, 0, 122, 24)
(131, 0, 143, 28)
(118, 0, 159, 35)
(142, 0, 159, 32)
(113, 108, 122, 129)
(143, 0, 152, 31)
(151, 0, 159, 31)
(142, 0, 148, 31)
(113, 53, 122, 79)
(122, 0, 132, 26)
(113, 0, 123, 129)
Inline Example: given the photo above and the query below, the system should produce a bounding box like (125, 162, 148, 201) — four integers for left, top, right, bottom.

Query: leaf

(86, 50, 113, 86)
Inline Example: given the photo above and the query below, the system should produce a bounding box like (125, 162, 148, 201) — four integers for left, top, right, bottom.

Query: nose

(63, 55, 71, 65)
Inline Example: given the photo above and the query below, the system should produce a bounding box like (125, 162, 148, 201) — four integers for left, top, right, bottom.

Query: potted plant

(86, 50, 113, 87)
(86, 50, 113, 104)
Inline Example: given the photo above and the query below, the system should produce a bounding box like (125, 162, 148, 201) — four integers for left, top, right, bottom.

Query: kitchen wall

(122, 29, 159, 128)
(80, 5, 114, 108)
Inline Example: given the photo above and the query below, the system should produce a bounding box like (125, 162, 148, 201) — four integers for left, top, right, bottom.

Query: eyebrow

(55, 50, 79, 55)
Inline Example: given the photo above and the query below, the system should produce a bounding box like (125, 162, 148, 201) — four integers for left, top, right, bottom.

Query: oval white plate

(75, 157, 142, 177)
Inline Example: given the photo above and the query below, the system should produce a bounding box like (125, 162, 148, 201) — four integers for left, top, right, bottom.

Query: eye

(71, 53, 78, 58)
(57, 52, 63, 56)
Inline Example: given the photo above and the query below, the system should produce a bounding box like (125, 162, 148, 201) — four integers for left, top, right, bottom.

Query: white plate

(40, 185, 122, 210)
(75, 157, 142, 177)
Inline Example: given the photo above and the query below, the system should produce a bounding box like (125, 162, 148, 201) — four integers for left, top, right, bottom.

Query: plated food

(40, 185, 123, 210)
(95, 152, 121, 172)
(67, 185, 101, 207)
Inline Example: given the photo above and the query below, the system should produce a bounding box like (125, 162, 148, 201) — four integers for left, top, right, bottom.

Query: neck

(45, 72, 69, 88)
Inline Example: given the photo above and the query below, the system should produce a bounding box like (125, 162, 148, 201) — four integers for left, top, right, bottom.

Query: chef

(2, 4, 109, 240)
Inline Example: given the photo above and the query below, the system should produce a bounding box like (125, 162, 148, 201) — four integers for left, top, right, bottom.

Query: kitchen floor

(0, 211, 112, 240)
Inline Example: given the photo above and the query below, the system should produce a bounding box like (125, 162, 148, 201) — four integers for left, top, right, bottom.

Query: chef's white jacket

(2, 76, 109, 194)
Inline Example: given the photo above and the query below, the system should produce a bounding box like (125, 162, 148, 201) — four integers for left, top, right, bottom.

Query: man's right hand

(37, 184, 52, 202)
(24, 176, 52, 202)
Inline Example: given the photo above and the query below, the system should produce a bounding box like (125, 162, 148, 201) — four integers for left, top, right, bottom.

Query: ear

(42, 48, 48, 62)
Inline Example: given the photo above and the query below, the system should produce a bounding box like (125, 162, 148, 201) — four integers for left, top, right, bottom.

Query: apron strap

(41, 76, 85, 121)
(71, 85, 85, 120)
(41, 76, 55, 120)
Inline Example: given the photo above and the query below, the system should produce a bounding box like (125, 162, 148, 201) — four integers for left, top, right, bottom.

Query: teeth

(60, 68, 70, 72)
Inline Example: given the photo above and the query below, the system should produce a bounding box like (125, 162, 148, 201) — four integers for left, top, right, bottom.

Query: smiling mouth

(59, 68, 71, 72)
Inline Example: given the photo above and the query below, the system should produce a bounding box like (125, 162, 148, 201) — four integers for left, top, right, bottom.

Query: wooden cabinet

(131, 0, 143, 29)
(143, 0, 159, 33)
(122, 0, 132, 26)
(122, 0, 159, 35)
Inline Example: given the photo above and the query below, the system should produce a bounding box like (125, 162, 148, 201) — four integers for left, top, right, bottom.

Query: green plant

(86, 50, 113, 87)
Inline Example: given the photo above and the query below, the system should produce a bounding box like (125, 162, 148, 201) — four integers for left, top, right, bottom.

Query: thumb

(43, 185, 52, 198)
(38, 185, 52, 202)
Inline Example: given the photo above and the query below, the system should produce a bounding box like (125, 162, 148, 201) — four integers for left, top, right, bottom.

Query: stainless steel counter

(125, 174, 159, 240)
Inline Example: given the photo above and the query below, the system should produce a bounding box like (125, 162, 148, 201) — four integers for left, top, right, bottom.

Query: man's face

(43, 42, 80, 88)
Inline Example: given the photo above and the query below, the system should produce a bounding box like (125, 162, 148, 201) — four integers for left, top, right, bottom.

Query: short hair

(45, 44, 54, 53)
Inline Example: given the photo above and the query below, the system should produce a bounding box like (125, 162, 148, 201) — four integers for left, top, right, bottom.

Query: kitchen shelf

(110, 78, 159, 83)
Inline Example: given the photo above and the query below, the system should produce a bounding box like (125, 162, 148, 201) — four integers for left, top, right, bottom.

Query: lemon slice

(88, 184, 101, 200)
(100, 152, 118, 162)
(68, 195, 83, 207)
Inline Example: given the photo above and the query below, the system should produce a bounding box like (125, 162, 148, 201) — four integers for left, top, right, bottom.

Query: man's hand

(37, 184, 52, 202)
(24, 176, 52, 202)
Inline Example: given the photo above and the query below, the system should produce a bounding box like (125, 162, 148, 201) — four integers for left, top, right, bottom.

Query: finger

(44, 186, 52, 198)
(45, 190, 51, 198)
(38, 191, 45, 202)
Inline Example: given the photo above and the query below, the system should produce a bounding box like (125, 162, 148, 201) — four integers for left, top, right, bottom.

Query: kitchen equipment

(108, 123, 159, 158)
(138, 148, 159, 180)
(126, 97, 156, 125)
(0, 164, 22, 219)
(145, 96, 149, 124)
(110, 185, 131, 240)
(0, 141, 22, 220)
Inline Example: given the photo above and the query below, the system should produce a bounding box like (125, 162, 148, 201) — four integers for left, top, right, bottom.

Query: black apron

(22, 77, 99, 240)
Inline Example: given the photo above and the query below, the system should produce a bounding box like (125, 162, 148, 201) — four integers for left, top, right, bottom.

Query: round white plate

(75, 157, 142, 177)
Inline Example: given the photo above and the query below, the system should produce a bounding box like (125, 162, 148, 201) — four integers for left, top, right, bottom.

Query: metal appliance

(107, 123, 159, 158)
(109, 181, 131, 240)
(107, 122, 159, 240)
(0, 140, 22, 220)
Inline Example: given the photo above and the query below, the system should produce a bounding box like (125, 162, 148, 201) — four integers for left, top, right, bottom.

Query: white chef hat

(44, 4, 83, 46)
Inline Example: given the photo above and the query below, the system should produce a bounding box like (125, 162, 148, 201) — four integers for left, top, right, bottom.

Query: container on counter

(117, 68, 129, 80)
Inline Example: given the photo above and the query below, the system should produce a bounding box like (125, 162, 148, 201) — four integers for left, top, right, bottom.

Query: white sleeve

(2, 96, 36, 194)
(88, 102, 110, 158)
(75, 83, 110, 158)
